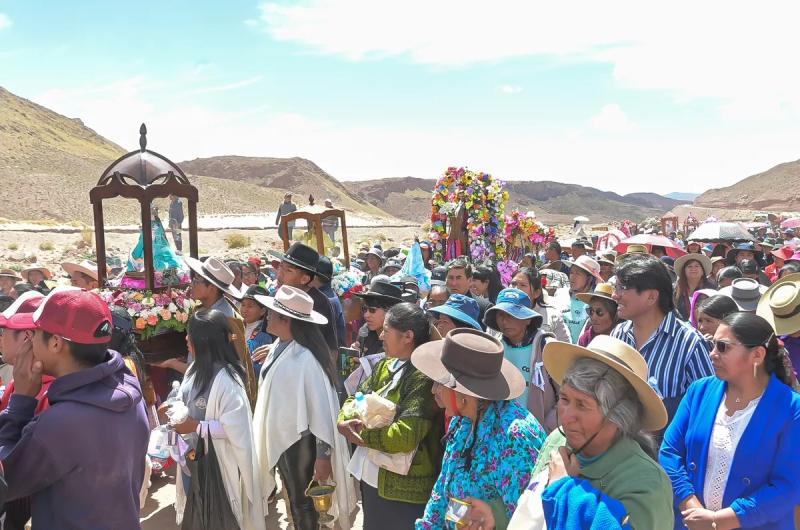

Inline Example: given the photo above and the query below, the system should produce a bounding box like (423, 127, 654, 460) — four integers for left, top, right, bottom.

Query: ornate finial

(139, 123, 147, 152)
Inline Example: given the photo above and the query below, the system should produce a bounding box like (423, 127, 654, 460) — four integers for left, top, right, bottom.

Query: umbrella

(780, 217, 800, 229)
(686, 222, 756, 243)
(573, 216, 589, 223)
(616, 234, 687, 258)
(595, 229, 628, 252)
(745, 221, 769, 230)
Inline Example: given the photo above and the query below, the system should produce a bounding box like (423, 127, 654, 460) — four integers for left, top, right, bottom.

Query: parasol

(596, 229, 628, 252)
(744, 222, 769, 230)
(780, 217, 800, 229)
(573, 216, 589, 223)
(616, 234, 686, 258)
(686, 222, 756, 243)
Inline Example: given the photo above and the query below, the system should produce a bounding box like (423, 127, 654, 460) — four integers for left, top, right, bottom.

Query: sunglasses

(712, 340, 752, 354)
(585, 307, 607, 317)
(362, 306, 383, 314)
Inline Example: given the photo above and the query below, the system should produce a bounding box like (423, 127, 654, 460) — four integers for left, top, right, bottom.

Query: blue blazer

(659, 375, 800, 530)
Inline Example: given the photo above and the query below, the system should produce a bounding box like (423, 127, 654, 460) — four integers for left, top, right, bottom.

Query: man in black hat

(311, 256, 346, 347)
(352, 281, 404, 357)
(273, 243, 338, 355)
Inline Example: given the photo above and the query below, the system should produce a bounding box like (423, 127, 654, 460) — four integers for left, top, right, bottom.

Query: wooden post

(340, 211, 350, 268)
(93, 202, 107, 287)
(188, 199, 199, 259)
(314, 217, 325, 257)
(141, 200, 154, 291)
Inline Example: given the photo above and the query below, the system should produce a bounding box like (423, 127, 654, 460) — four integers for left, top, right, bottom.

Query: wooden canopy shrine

(90, 124, 199, 291)
(280, 207, 350, 267)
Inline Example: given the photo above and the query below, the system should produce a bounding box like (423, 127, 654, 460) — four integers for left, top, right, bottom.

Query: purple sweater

(0, 351, 149, 529)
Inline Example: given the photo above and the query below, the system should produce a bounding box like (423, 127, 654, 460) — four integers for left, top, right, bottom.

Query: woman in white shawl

(252, 285, 357, 530)
(170, 308, 266, 530)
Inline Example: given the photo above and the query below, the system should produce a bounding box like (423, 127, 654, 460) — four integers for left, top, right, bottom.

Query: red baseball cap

(7, 287, 113, 344)
(0, 291, 45, 328)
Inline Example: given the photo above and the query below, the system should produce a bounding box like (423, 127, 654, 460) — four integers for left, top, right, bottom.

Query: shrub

(39, 241, 54, 251)
(75, 228, 93, 249)
(225, 233, 250, 249)
(7, 243, 18, 251)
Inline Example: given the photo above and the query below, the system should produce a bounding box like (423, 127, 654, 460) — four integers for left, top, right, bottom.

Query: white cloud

(0, 13, 12, 29)
(500, 84, 522, 95)
(588, 104, 637, 134)
(257, 0, 800, 119)
(189, 75, 264, 95)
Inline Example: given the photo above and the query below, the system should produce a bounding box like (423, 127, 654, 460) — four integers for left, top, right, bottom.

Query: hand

(337, 419, 365, 446)
(681, 507, 718, 530)
(350, 341, 360, 351)
(251, 344, 271, 363)
(148, 358, 188, 374)
(464, 497, 495, 530)
(172, 418, 200, 435)
(12, 337, 43, 397)
(313, 458, 333, 482)
(547, 446, 580, 485)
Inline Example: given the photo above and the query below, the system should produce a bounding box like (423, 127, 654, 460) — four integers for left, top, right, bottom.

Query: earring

(460, 397, 468, 405)
(753, 362, 758, 379)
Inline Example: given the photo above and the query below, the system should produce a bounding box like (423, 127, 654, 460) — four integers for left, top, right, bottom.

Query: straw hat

(570, 255, 603, 283)
(21, 264, 52, 282)
(254, 285, 328, 325)
(757, 272, 800, 335)
(618, 244, 649, 259)
(576, 283, 616, 305)
(543, 335, 668, 431)
(411, 328, 525, 401)
(674, 253, 712, 278)
(184, 256, 243, 299)
(61, 260, 100, 281)
(0, 269, 22, 281)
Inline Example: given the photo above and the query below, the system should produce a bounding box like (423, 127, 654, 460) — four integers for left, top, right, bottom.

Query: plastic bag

(360, 392, 396, 429)
(147, 426, 170, 460)
(181, 438, 239, 530)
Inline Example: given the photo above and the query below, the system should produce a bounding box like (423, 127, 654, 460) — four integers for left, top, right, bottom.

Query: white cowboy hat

(570, 255, 603, 283)
(674, 253, 712, 278)
(543, 335, 668, 431)
(184, 256, 243, 300)
(255, 285, 328, 325)
(21, 264, 52, 282)
(61, 260, 100, 281)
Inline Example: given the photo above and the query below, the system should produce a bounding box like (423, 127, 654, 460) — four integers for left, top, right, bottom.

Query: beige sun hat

(757, 272, 800, 336)
(411, 328, 526, 401)
(543, 335, 668, 431)
(184, 256, 243, 300)
(570, 255, 603, 283)
(674, 253, 712, 278)
(0, 269, 22, 281)
(21, 264, 52, 282)
(255, 285, 328, 325)
(576, 282, 617, 306)
(61, 260, 100, 281)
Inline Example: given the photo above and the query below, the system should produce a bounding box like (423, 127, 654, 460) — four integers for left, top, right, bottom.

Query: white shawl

(175, 368, 266, 530)
(252, 339, 358, 529)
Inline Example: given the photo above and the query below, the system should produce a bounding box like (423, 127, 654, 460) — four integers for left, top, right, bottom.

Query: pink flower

(146, 315, 158, 327)
(160, 309, 172, 321)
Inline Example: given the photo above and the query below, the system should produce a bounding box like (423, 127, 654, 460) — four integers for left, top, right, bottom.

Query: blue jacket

(659, 374, 800, 530)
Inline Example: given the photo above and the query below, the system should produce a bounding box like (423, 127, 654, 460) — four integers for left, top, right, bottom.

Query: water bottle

(353, 391, 367, 420)
(165, 380, 181, 403)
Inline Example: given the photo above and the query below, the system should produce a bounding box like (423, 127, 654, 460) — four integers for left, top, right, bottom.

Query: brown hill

(344, 177, 681, 224)
(695, 159, 800, 211)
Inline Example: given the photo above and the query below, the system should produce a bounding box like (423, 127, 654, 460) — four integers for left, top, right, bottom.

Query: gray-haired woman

(504, 336, 674, 530)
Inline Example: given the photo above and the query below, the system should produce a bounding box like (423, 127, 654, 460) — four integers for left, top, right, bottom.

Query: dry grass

(7, 243, 18, 251)
(74, 227, 93, 250)
(225, 233, 251, 249)
(39, 241, 54, 251)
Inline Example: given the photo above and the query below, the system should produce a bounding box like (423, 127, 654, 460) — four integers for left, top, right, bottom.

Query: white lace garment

(703, 394, 761, 510)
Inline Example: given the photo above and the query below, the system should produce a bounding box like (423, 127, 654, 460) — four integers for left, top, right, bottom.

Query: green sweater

(526, 429, 674, 530)
(339, 358, 443, 504)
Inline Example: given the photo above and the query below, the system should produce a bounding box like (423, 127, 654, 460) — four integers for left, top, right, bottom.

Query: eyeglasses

(712, 340, 748, 354)
(613, 284, 632, 294)
(362, 306, 382, 314)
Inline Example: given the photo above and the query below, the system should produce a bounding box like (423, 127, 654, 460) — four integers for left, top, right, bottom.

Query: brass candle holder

(305, 480, 337, 526)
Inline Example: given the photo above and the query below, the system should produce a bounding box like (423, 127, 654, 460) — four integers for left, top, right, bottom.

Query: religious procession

(0, 131, 798, 530)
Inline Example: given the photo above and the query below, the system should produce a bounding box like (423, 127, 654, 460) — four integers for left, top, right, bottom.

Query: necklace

(735, 397, 741, 404)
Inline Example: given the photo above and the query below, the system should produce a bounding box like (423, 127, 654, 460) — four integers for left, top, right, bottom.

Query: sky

(2, 1, 800, 195)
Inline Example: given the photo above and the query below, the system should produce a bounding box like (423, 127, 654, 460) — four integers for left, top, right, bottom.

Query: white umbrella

(686, 222, 756, 243)
(573, 216, 589, 223)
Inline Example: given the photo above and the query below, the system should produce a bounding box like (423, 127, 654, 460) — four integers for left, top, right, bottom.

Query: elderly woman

(674, 254, 715, 321)
(575, 283, 621, 347)
(563, 256, 602, 343)
(412, 328, 546, 529)
(660, 313, 800, 529)
(510, 267, 571, 343)
(338, 303, 444, 530)
(506, 335, 674, 529)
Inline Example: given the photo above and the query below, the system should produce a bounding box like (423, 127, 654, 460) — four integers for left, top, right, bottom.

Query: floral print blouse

(415, 400, 546, 529)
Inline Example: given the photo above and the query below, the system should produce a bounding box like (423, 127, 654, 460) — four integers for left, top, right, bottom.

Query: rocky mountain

(695, 159, 800, 211)
(343, 177, 681, 224)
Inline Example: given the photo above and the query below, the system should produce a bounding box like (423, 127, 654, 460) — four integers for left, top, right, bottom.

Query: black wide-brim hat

(270, 242, 320, 275)
(355, 280, 404, 305)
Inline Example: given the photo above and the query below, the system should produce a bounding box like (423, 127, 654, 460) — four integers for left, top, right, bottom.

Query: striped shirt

(611, 311, 712, 417)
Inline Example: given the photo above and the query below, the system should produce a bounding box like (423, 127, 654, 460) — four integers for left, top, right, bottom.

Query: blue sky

(2, 1, 800, 195)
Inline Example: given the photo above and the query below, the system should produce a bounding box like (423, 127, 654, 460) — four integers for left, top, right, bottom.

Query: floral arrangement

(496, 259, 519, 287)
(332, 269, 365, 299)
(97, 287, 194, 340)
(429, 167, 508, 262)
(503, 210, 554, 263)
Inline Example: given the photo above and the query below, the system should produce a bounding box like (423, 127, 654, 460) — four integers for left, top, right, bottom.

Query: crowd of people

(0, 221, 799, 529)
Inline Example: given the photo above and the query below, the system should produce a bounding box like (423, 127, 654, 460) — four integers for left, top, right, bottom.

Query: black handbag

(181, 438, 240, 530)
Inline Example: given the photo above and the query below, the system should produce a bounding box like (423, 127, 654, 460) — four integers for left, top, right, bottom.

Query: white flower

(127, 308, 137, 317)
(168, 303, 178, 312)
